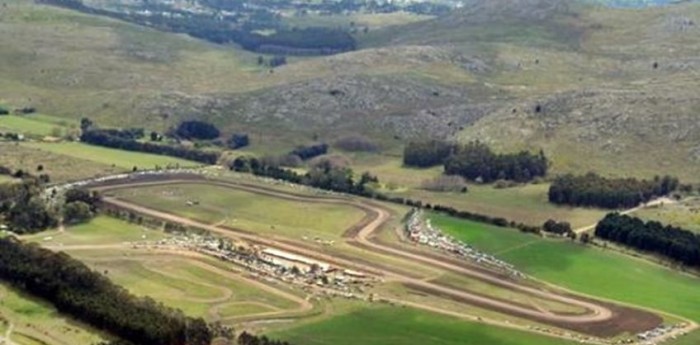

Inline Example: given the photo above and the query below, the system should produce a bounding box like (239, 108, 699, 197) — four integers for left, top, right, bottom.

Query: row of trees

(290, 143, 329, 160)
(595, 213, 700, 268)
(542, 219, 573, 236)
(548, 173, 679, 209)
(444, 142, 548, 183)
(80, 129, 220, 164)
(230, 156, 377, 196)
(0, 237, 212, 345)
(403, 140, 454, 168)
(403, 140, 548, 183)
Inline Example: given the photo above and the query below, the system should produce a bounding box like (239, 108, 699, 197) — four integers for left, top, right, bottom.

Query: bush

(174, 121, 220, 140)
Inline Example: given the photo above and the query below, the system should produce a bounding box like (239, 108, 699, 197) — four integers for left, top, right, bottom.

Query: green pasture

(113, 183, 366, 239)
(0, 283, 105, 344)
(24, 216, 169, 246)
(23, 142, 201, 170)
(431, 214, 700, 321)
(272, 304, 577, 345)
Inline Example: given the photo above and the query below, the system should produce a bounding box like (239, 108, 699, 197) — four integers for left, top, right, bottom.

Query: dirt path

(88, 175, 671, 337)
(574, 197, 678, 234)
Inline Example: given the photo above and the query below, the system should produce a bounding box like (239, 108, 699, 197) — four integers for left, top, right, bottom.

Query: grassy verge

(431, 214, 700, 321)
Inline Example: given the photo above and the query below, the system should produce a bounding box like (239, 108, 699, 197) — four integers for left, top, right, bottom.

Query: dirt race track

(88, 173, 664, 339)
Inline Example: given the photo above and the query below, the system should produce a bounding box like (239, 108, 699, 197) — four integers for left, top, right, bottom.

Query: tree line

(548, 173, 679, 209)
(403, 140, 548, 183)
(80, 129, 220, 165)
(231, 156, 377, 196)
(39, 0, 356, 55)
(595, 213, 700, 268)
(290, 143, 329, 160)
(0, 237, 213, 345)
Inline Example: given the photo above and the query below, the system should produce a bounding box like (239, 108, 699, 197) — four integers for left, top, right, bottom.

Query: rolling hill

(1, 0, 700, 180)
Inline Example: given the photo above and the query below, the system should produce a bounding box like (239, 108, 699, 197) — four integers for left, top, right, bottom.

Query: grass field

(431, 214, 700, 322)
(0, 283, 105, 345)
(0, 113, 73, 137)
(0, 142, 122, 182)
(23, 142, 201, 170)
(82, 256, 300, 321)
(669, 329, 700, 345)
(23, 216, 170, 246)
(112, 183, 367, 239)
(271, 303, 577, 345)
(633, 198, 700, 233)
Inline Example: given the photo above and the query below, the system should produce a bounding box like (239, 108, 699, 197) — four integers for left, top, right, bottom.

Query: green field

(431, 214, 700, 321)
(23, 216, 170, 246)
(669, 329, 700, 345)
(272, 304, 576, 345)
(113, 183, 367, 239)
(0, 113, 72, 137)
(82, 256, 300, 321)
(24, 142, 201, 170)
(0, 283, 104, 344)
(0, 142, 122, 182)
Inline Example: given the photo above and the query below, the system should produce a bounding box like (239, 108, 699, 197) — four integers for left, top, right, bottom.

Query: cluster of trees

(230, 156, 377, 196)
(63, 188, 101, 225)
(0, 179, 57, 233)
(0, 106, 8, 115)
(226, 133, 250, 150)
(403, 140, 548, 183)
(238, 332, 291, 345)
(444, 142, 548, 183)
(0, 237, 212, 345)
(290, 143, 328, 160)
(542, 219, 573, 236)
(548, 173, 680, 209)
(81, 129, 219, 165)
(174, 120, 220, 140)
(333, 135, 379, 152)
(0, 178, 100, 233)
(595, 213, 700, 268)
(403, 140, 455, 168)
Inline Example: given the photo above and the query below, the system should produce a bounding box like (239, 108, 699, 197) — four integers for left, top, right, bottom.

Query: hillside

(2, 0, 700, 180)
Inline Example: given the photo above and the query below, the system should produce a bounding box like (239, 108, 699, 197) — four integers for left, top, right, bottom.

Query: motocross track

(89, 173, 663, 338)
